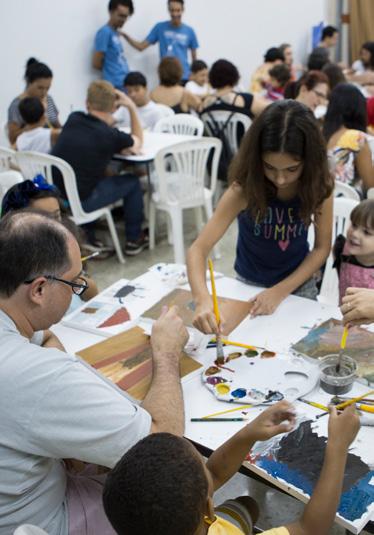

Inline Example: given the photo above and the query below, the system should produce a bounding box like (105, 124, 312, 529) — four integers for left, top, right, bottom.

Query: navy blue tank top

(234, 197, 309, 287)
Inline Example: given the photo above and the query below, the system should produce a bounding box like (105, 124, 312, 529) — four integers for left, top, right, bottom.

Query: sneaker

(82, 239, 114, 254)
(124, 233, 149, 256)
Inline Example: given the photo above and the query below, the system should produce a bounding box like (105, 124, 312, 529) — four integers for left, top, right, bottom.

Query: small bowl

(319, 354, 357, 395)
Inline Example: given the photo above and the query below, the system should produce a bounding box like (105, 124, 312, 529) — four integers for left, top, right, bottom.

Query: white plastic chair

(154, 103, 175, 119)
(200, 110, 252, 154)
(15, 151, 126, 264)
(153, 114, 204, 137)
(334, 181, 360, 200)
(0, 170, 24, 206)
(149, 137, 222, 263)
(318, 197, 359, 305)
(14, 525, 48, 535)
(0, 146, 17, 172)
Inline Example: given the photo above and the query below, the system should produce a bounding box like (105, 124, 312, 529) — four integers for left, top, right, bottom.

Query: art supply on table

(212, 338, 259, 351)
(202, 404, 253, 419)
(191, 417, 246, 422)
(81, 251, 100, 262)
(319, 354, 357, 395)
(330, 396, 374, 414)
(203, 352, 319, 405)
(208, 258, 224, 365)
(316, 389, 374, 419)
(336, 326, 349, 374)
(299, 399, 329, 411)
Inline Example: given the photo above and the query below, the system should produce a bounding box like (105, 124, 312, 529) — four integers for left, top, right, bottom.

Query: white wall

(0, 0, 329, 127)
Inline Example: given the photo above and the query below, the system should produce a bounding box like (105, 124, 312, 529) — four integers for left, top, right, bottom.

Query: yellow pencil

(316, 389, 374, 419)
(219, 338, 258, 351)
(202, 404, 253, 419)
(299, 399, 329, 411)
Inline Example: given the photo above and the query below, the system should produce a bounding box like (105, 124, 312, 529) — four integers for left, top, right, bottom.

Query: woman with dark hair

(352, 41, 374, 74)
(201, 59, 268, 118)
(7, 58, 61, 144)
(250, 47, 284, 93)
(323, 83, 374, 194)
(322, 63, 346, 91)
(187, 100, 334, 325)
(150, 56, 200, 113)
(284, 70, 329, 112)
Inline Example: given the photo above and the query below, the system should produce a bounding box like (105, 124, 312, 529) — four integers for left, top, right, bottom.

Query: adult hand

(114, 89, 135, 109)
(248, 401, 296, 441)
(250, 287, 286, 317)
(327, 404, 360, 451)
(151, 305, 188, 360)
(192, 299, 225, 335)
(341, 288, 374, 325)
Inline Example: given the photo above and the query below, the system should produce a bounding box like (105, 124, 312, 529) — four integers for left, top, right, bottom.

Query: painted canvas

(143, 288, 253, 335)
(291, 318, 374, 383)
(77, 326, 202, 400)
(62, 300, 133, 337)
(246, 419, 374, 533)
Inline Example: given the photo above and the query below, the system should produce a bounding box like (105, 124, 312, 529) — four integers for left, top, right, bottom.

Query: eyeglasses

(24, 275, 88, 296)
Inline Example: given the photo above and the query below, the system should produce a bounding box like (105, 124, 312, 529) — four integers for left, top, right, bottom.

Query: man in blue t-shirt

(123, 0, 199, 82)
(93, 0, 134, 89)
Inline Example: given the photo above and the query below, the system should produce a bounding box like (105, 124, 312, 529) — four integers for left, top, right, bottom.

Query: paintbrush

(336, 325, 349, 374)
(201, 404, 253, 419)
(81, 251, 100, 262)
(211, 338, 260, 351)
(208, 258, 224, 365)
(191, 417, 247, 422)
(316, 389, 374, 419)
(299, 399, 329, 411)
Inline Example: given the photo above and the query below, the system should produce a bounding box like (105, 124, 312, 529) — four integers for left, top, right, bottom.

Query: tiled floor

(88, 211, 371, 535)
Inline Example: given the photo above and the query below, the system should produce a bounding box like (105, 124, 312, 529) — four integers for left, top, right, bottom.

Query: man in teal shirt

(93, 0, 134, 89)
(123, 0, 199, 83)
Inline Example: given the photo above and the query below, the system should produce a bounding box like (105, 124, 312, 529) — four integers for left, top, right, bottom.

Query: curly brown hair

(229, 100, 333, 224)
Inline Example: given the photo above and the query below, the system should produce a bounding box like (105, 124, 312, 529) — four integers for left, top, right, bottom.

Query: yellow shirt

(208, 516, 289, 535)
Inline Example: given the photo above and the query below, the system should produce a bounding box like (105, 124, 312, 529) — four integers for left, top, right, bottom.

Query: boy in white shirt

(113, 71, 172, 130)
(15, 97, 60, 153)
(186, 59, 211, 97)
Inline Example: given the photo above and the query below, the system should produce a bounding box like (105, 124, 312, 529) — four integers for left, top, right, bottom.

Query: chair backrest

(153, 114, 204, 136)
(334, 180, 360, 200)
(14, 525, 48, 535)
(154, 103, 175, 119)
(367, 187, 374, 199)
(15, 151, 90, 223)
(200, 110, 252, 154)
(0, 146, 16, 172)
(154, 137, 222, 205)
(319, 197, 359, 305)
(0, 170, 24, 206)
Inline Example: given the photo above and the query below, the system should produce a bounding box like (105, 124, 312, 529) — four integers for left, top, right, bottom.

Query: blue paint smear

(256, 458, 374, 522)
(231, 388, 246, 398)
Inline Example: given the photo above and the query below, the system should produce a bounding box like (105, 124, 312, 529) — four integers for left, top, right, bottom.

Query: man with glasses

(93, 0, 134, 89)
(0, 211, 188, 534)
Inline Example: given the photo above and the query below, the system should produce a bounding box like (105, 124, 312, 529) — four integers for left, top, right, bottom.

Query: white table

(114, 130, 196, 164)
(52, 271, 374, 534)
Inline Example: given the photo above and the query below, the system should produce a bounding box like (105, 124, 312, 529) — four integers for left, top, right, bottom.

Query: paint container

(319, 354, 357, 395)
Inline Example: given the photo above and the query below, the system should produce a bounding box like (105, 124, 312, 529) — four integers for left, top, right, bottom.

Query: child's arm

(50, 128, 61, 146)
(286, 405, 360, 535)
(206, 401, 296, 490)
(187, 184, 246, 334)
(251, 193, 333, 317)
(355, 140, 374, 190)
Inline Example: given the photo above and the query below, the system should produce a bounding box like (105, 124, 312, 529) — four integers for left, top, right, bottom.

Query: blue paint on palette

(256, 459, 374, 522)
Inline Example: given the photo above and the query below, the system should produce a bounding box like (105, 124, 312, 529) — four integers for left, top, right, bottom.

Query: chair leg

(105, 213, 125, 264)
(194, 206, 204, 233)
(166, 213, 173, 245)
(204, 199, 220, 259)
(169, 207, 185, 264)
(149, 201, 156, 250)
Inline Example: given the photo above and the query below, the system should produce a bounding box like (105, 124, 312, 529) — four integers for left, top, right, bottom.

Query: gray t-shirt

(8, 94, 59, 127)
(0, 310, 151, 535)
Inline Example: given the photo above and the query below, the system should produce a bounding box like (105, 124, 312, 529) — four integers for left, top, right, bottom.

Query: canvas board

(77, 326, 202, 400)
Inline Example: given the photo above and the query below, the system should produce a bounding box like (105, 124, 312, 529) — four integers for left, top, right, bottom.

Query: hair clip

(32, 174, 57, 192)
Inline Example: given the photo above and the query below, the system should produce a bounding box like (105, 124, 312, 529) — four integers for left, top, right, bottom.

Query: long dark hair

(362, 41, 374, 70)
(24, 58, 53, 85)
(229, 100, 333, 223)
(323, 83, 368, 141)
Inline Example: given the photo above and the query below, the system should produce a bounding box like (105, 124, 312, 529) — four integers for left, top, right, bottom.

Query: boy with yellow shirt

(103, 401, 359, 535)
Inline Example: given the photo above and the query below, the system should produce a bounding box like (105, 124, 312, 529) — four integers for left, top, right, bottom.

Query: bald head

(0, 211, 73, 298)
